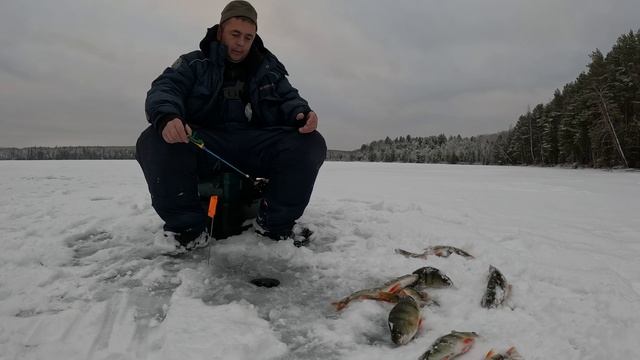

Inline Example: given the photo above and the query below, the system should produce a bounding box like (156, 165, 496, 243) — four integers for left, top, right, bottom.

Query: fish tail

(394, 248, 426, 259)
(484, 349, 496, 359)
(506, 347, 523, 359)
(332, 301, 347, 311)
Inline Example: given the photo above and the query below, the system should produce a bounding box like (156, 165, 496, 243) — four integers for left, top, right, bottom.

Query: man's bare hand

(162, 118, 192, 144)
(297, 111, 318, 134)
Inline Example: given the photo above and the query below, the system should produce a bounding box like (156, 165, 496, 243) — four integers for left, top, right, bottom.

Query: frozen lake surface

(1, 160, 639, 359)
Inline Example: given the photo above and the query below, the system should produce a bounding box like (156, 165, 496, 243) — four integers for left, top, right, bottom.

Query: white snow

(0, 160, 639, 359)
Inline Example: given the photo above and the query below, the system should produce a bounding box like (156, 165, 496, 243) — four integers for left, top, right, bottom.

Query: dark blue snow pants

(135, 125, 326, 237)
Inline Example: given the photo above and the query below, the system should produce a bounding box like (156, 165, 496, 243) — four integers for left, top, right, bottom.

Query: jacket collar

(199, 24, 267, 61)
(198, 24, 287, 77)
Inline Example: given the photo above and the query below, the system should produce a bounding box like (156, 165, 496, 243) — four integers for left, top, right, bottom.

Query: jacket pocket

(257, 83, 281, 101)
(256, 83, 284, 125)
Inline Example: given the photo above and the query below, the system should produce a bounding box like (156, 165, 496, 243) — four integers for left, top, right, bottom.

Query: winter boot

(253, 217, 313, 247)
(164, 230, 210, 252)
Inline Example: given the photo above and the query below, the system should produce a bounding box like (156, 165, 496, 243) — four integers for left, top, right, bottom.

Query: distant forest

(331, 30, 640, 168)
(2, 30, 639, 168)
(0, 146, 135, 160)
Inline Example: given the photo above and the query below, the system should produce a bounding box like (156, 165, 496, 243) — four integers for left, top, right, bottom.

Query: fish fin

(387, 284, 402, 293)
(506, 347, 522, 359)
(416, 290, 431, 307)
(331, 301, 346, 311)
(377, 291, 398, 303)
(461, 343, 474, 354)
(455, 249, 475, 259)
(484, 350, 496, 359)
(395, 248, 427, 259)
(434, 250, 446, 257)
(394, 248, 411, 257)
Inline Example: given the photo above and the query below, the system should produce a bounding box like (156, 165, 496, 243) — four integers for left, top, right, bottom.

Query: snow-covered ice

(0, 160, 639, 359)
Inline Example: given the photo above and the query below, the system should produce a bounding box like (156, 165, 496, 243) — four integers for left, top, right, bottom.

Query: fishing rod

(188, 132, 269, 188)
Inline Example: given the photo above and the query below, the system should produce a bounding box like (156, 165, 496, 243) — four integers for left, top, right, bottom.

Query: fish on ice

(395, 245, 474, 259)
(418, 330, 479, 360)
(387, 287, 426, 345)
(480, 265, 511, 309)
(484, 346, 523, 359)
(332, 266, 451, 310)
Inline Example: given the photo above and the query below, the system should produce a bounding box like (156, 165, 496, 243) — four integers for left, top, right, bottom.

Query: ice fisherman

(136, 1, 326, 251)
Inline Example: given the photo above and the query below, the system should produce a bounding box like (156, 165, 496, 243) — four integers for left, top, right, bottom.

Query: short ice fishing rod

(188, 132, 269, 187)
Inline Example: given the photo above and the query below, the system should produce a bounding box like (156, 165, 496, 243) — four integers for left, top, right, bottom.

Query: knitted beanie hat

(220, 1, 257, 28)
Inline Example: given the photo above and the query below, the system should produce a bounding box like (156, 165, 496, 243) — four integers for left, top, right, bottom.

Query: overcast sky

(1, 0, 638, 150)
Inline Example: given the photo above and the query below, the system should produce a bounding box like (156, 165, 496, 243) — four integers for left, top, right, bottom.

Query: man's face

(219, 17, 256, 62)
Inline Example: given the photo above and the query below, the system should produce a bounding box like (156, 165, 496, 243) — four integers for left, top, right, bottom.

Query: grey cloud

(1, 0, 639, 150)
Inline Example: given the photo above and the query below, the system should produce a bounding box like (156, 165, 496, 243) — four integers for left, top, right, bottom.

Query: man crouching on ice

(136, 1, 326, 251)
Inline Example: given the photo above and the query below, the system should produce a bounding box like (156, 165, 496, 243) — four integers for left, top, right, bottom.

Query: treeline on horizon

(2, 30, 639, 168)
(0, 146, 135, 160)
(331, 30, 640, 168)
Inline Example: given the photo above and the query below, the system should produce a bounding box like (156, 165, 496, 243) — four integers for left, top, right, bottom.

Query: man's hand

(297, 111, 318, 134)
(162, 118, 192, 144)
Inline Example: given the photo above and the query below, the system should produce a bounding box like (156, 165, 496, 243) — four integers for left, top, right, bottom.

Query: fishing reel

(253, 177, 269, 194)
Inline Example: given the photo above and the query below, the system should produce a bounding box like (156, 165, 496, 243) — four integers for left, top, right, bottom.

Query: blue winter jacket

(145, 25, 311, 131)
